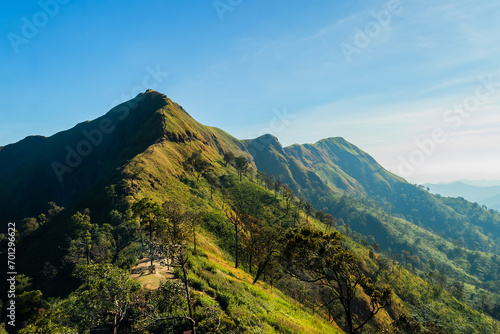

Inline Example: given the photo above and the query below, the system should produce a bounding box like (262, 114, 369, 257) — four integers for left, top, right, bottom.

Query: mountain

(250, 134, 499, 252)
(485, 194, 500, 211)
(425, 181, 500, 211)
(243, 134, 333, 199)
(0, 90, 247, 225)
(462, 180, 500, 187)
(1, 90, 498, 333)
(285, 137, 406, 197)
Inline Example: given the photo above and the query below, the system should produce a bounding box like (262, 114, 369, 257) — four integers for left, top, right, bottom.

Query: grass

(131, 224, 344, 333)
(120, 108, 498, 333)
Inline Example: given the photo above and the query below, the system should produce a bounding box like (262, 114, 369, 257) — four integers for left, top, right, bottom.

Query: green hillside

(0, 90, 499, 333)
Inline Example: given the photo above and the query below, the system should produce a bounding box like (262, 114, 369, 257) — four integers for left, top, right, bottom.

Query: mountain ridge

(1, 90, 499, 333)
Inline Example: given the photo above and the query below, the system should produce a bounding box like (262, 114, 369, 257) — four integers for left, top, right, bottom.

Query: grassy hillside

(1, 90, 499, 333)
(285, 137, 405, 197)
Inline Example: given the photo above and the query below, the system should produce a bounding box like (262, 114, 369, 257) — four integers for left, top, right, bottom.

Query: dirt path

(131, 257, 175, 289)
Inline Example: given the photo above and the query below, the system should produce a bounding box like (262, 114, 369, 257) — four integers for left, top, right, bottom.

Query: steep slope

(0, 90, 247, 226)
(281, 138, 499, 253)
(0, 90, 253, 290)
(243, 134, 333, 200)
(0, 91, 163, 224)
(285, 137, 405, 197)
(246, 136, 500, 303)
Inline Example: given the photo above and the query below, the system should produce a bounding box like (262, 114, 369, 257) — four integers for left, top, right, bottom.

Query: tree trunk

(253, 264, 265, 285)
(182, 264, 196, 334)
(150, 225, 154, 267)
(248, 253, 253, 275)
(113, 313, 119, 334)
(344, 304, 354, 334)
(252, 252, 273, 284)
(235, 223, 239, 268)
(193, 225, 197, 253)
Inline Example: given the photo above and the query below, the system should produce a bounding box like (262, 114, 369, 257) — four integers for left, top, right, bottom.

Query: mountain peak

(246, 133, 285, 155)
(254, 133, 281, 145)
(319, 136, 348, 143)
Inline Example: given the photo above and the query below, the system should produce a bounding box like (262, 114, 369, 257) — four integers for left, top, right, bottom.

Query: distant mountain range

(424, 181, 500, 211)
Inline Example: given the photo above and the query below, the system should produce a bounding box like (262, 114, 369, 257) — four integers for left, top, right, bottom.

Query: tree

(316, 209, 326, 223)
(91, 223, 116, 263)
(162, 201, 188, 244)
(265, 174, 274, 191)
(391, 313, 449, 334)
(411, 254, 421, 272)
(185, 151, 211, 181)
(47, 201, 64, 218)
(477, 293, 490, 313)
(185, 209, 202, 253)
(450, 281, 465, 301)
(402, 250, 411, 267)
(437, 271, 447, 291)
(304, 201, 313, 223)
(18, 297, 78, 334)
(323, 214, 337, 232)
(281, 227, 391, 334)
(225, 206, 245, 268)
(67, 212, 94, 266)
(132, 198, 163, 267)
(241, 214, 263, 275)
(105, 184, 118, 206)
(256, 170, 267, 187)
(273, 179, 282, 198)
(110, 210, 139, 249)
(283, 186, 295, 213)
(20, 217, 39, 237)
(223, 151, 235, 167)
(234, 156, 249, 181)
(160, 201, 189, 268)
(67, 213, 116, 266)
(18, 289, 43, 324)
(176, 248, 196, 334)
(203, 171, 219, 200)
(37, 213, 48, 226)
(73, 263, 140, 334)
(252, 225, 281, 285)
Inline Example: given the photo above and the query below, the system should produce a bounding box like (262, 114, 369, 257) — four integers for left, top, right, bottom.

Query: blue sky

(1, 0, 499, 183)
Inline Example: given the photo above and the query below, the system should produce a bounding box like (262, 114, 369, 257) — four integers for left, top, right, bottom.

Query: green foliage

(132, 197, 163, 266)
(282, 227, 391, 334)
(66, 211, 116, 266)
(184, 150, 211, 181)
(20, 217, 39, 237)
(71, 263, 141, 332)
(234, 156, 249, 181)
(391, 313, 449, 333)
(223, 151, 235, 167)
(18, 321, 78, 334)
